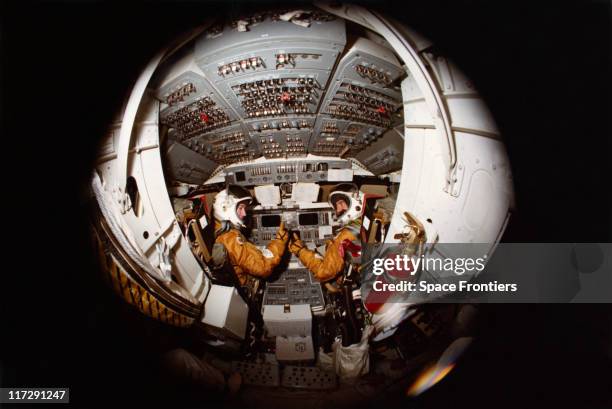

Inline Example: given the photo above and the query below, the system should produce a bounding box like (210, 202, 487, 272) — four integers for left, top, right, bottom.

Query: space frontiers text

(369, 254, 519, 293)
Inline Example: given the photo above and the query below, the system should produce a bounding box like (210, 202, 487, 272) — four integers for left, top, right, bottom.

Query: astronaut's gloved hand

(289, 233, 306, 255)
(275, 221, 288, 242)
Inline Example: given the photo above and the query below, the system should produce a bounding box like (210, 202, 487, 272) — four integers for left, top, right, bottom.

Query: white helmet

(213, 185, 253, 228)
(328, 184, 365, 226)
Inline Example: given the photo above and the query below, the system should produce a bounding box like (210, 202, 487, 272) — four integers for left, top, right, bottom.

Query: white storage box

(201, 285, 248, 340)
(276, 335, 315, 362)
(262, 304, 312, 337)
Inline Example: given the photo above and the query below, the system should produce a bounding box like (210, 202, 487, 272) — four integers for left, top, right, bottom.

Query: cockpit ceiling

(152, 9, 406, 181)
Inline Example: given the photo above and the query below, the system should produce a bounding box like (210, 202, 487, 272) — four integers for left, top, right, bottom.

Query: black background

(1, 1, 611, 408)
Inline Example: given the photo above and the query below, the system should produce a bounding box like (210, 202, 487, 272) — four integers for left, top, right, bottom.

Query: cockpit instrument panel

(262, 268, 325, 312)
(250, 207, 333, 247)
(225, 159, 352, 186)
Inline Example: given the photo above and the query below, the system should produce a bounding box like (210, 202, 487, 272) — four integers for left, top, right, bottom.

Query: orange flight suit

(290, 220, 362, 282)
(214, 221, 288, 286)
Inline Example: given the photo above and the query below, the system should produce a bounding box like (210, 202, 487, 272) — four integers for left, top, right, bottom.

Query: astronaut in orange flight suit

(212, 185, 288, 287)
(289, 184, 364, 282)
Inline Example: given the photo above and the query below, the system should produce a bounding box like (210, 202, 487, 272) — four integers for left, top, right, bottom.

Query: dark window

(261, 215, 281, 227)
(298, 213, 319, 226)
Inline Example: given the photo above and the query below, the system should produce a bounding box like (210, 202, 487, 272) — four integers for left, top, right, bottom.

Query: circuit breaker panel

(153, 9, 407, 179)
(312, 38, 404, 157)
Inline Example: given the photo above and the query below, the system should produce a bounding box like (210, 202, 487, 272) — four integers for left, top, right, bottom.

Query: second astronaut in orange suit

(289, 184, 364, 282)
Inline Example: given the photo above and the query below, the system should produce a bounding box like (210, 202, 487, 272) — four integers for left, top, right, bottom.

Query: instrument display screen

(261, 215, 281, 227)
(298, 213, 319, 226)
